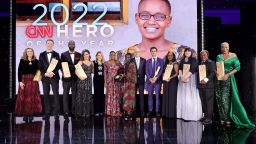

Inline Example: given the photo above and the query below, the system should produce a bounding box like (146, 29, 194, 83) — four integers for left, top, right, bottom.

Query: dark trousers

(147, 82, 161, 112)
(136, 82, 145, 112)
(199, 88, 214, 119)
(42, 78, 60, 115)
(62, 79, 77, 114)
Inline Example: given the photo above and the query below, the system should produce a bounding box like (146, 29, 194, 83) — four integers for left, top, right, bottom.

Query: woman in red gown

(15, 48, 42, 122)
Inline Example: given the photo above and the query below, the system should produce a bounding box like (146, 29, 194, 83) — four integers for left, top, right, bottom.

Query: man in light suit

(60, 40, 81, 120)
(198, 50, 216, 124)
(39, 39, 61, 121)
(146, 47, 164, 117)
(131, 48, 146, 117)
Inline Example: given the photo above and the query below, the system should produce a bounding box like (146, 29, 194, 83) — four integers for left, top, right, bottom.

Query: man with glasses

(117, 0, 177, 61)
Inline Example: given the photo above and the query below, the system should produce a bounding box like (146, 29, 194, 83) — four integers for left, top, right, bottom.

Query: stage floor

(0, 114, 256, 143)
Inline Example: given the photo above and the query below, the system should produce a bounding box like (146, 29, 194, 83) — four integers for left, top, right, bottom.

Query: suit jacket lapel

(138, 58, 143, 73)
(50, 51, 55, 63)
(66, 52, 73, 64)
(149, 58, 153, 75)
(74, 52, 80, 64)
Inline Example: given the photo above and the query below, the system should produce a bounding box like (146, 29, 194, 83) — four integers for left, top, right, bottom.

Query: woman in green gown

(216, 42, 255, 128)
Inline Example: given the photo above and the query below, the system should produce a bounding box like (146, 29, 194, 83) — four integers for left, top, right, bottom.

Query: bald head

(68, 40, 75, 51)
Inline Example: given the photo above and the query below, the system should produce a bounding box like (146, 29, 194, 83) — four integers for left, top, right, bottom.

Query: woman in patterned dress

(73, 49, 94, 117)
(104, 51, 123, 116)
(122, 53, 137, 120)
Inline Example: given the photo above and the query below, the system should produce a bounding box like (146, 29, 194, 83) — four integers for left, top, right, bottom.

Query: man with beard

(60, 40, 81, 120)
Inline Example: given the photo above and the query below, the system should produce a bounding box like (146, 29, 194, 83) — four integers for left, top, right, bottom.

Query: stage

(0, 114, 256, 143)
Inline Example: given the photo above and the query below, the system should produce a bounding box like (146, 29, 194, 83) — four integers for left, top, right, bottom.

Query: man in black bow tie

(60, 40, 81, 120)
(39, 39, 61, 121)
(197, 50, 216, 124)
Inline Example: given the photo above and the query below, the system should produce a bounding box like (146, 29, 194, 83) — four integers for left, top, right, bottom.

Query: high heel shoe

(28, 116, 33, 123)
(23, 116, 29, 123)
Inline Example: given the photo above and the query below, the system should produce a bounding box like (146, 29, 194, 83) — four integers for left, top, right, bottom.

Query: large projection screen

(15, 0, 198, 94)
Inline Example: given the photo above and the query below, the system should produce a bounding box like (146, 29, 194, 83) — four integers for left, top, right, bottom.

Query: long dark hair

(182, 48, 193, 59)
(164, 51, 176, 66)
(80, 49, 91, 61)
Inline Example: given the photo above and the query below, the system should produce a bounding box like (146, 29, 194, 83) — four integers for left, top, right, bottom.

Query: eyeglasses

(138, 12, 169, 21)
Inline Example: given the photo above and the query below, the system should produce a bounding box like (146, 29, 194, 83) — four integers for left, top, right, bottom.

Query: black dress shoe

(54, 115, 59, 120)
(200, 117, 206, 122)
(141, 112, 145, 117)
(43, 115, 50, 121)
(64, 113, 69, 120)
(23, 116, 29, 123)
(156, 112, 161, 117)
(203, 119, 212, 125)
(147, 112, 153, 117)
(28, 116, 34, 123)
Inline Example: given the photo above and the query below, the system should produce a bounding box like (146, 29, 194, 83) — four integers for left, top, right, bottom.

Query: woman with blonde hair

(215, 42, 254, 128)
(93, 51, 105, 116)
(15, 48, 42, 122)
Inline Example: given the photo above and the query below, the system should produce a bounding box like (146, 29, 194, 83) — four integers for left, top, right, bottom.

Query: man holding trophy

(60, 40, 81, 120)
(145, 47, 164, 117)
(197, 50, 216, 124)
(39, 39, 61, 121)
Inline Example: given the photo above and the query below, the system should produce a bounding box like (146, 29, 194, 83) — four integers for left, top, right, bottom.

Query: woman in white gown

(177, 48, 202, 121)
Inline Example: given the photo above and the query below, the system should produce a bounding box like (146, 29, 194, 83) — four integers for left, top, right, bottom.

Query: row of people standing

(15, 39, 138, 121)
(15, 40, 105, 121)
(15, 39, 255, 128)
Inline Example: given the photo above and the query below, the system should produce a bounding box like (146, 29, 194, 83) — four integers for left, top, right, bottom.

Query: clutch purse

(114, 67, 125, 82)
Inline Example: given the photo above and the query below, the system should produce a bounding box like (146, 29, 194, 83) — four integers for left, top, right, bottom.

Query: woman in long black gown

(93, 51, 105, 116)
(73, 49, 94, 117)
(162, 51, 178, 118)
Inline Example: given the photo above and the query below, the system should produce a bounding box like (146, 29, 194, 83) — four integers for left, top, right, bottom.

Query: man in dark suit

(131, 47, 146, 116)
(60, 40, 81, 120)
(198, 50, 216, 124)
(146, 47, 164, 117)
(39, 39, 61, 121)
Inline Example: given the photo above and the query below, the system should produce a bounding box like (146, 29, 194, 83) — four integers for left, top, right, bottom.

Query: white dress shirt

(135, 57, 140, 70)
(70, 53, 75, 63)
(47, 52, 52, 63)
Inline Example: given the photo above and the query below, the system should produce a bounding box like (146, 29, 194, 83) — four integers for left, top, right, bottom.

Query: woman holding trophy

(162, 51, 178, 118)
(215, 42, 254, 128)
(73, 49, 94, 118)
(176, 48, 202, 121)
(15, 48, 42, 122)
